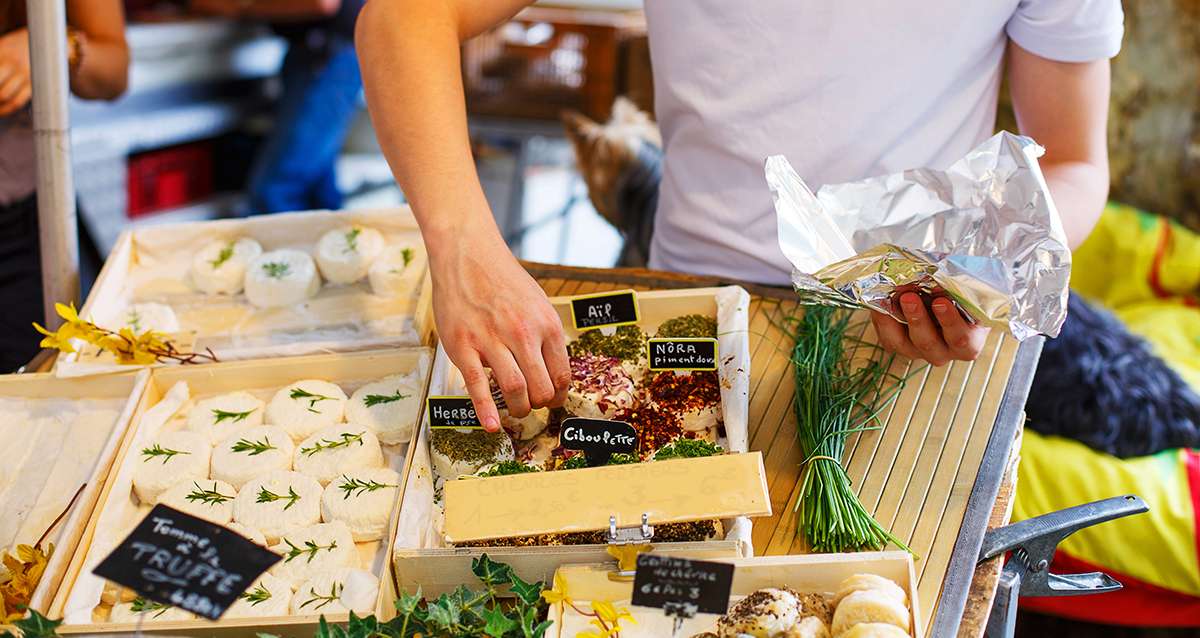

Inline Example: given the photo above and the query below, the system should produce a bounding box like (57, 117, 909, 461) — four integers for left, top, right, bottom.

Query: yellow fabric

(1015, 431, 1200, 596)
(1117, 301, 1200, 391)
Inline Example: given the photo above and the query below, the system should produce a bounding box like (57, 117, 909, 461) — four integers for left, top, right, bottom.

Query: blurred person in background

(191, 0, 365, 214)
(0, 0, 128, 372)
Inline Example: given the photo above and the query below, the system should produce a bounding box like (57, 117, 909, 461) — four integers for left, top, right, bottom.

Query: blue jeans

(247, 40, 363, 214)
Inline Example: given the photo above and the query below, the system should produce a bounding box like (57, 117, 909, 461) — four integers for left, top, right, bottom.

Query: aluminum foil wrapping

(766, 131, 1070, 340)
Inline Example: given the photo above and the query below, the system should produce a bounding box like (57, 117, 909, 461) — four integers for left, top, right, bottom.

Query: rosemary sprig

(184, 481, 233, 506)
(209, 242, 235, 269)
(290, 387, 335, 413)
(283, 538, 339, 563)
(212, 407, 255, 424)
(141, 443, 190, 465)
(230, 436, 276, 456)
(262, 261, 290, 279)
(238, 584, 272, 606)
(256, 486, 301, 510)
(363, 389, 408, 407)
(130, 597, 170, 618)
(336, 475, 397, 499)
(298, 583, 342, 611)
(299, 431, 363, 457)
(344, 228, 362, 253)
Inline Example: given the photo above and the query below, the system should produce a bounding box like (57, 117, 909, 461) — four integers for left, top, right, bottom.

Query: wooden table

(527, 263, 1039, 637)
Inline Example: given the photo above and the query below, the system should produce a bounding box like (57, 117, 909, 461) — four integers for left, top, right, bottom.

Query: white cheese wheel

(294, 424, 384, 486)
(679, 404, 721, 432)
(212, 425, 295, 490)
(784, 616, 831, 638)
(833, 574, 908, 607)
(429, 429, 515, 482)
(244, 249, 321, 309)
(232, 470, 323, 544)
(226, 522, 268, 547)
(516, 431, 557, 468)
(836, 623, 910, 638)
(290, 569, 378, 615)
(830, 590, 910, 637)
(266, 380, 347, 442)
(345, 373, 423, 445)
(185, 391, 265, 445)
(109, 601, 193, 623)
(501, 407, 550, 441)
(156, 479, 237, 525)
(132, 431, 211, 504)
(110, 302, 180, 336)
(320, 467, 400, 541)
(269, 521, 358, 590)
(315, 225, 385, 285)
(224, 573, 292, 618)
(191, 237, 263, 295)
(716, 588, 801, 638)
(368, 242, 426, 297)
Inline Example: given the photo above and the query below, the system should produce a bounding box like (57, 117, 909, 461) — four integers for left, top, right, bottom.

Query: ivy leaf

(394, 589, 422, 616)
(471, 553, 513, 588)
(480, 605, 518, 638)
(529, 619, 554, 638)
(508, 573, 545, 607)
(520, 606, 553, 638)
(425, 596, 459, 630)
(9, 610, 63, 638)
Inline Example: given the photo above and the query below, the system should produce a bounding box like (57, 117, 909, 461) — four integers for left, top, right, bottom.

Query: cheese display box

(48, 349, 432, 634)
(393, 287, 772, 596)
(0, 370, 150, 616)
(56, 208, 433, 377)
(549, 552, 922, 638)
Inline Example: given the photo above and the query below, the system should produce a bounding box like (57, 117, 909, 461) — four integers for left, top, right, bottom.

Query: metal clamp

(608, 513, 655, 545)
(978, 494, 1148, 637)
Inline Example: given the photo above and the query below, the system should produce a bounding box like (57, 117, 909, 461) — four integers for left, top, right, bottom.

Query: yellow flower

(32, 323, 75, 354)
(592, 600, 635, 627)
(0, 543, 52, 623)
(54, 302, 80, 324)
(541, 570, 572, 606)
(606, 544, 651, 574)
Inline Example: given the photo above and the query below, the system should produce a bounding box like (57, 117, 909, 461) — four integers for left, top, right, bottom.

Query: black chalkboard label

(631, 554, 735, 616)
(559, 417, 638, 466)
(427, 396, 483, 429)
(647, 338, 718, 371)
(570, 290, 639, 330)
(92, 504, 280, 620)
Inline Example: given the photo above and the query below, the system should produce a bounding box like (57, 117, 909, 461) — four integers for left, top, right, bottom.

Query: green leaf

(471, 553, 513, 587)
(480, 605, 518, 638)
(508, 573, 544, 606)
(394, 589, 421, 616)
(424, 595, 458, 629)
(10, 610, 64, 638)
(529, 619, 554, 638)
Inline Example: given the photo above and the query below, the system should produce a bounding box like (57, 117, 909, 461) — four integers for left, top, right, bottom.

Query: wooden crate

(0, 370, 150, 615)
(393, 287, 767, 596)
(548, 552, 922, 637)
(49, 349, 432, 635)
(57, 207, 434, 377)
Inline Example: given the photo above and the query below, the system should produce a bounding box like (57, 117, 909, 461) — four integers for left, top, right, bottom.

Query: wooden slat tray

(526, 263, 1037, 636)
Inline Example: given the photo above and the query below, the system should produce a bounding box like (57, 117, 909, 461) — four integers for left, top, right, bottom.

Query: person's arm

(1007, 40, 1111, 248)
(65, 0, 129, 100)
(190, 0, 341, 21)
(357, 0, 569, 430)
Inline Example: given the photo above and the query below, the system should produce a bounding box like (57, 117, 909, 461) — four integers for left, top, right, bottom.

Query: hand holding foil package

(766, 131, 1070, 340)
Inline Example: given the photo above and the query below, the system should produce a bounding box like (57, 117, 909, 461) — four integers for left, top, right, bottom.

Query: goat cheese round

(833, 573, 908, 607)
(266, 380, 347, 442)
(368, 242, 426, 297)
(836, 623, 909, 638)
(225, 573, 292, 618)
(501, 407, 550, 441)
(211, 424, 295, 490)
(269, 521, 358, 590)
(233, 470, 323, 544)
(784, 616, 831, 638)
(185, 391, 265, 445)
(191, 237, 263, 295)
(315, 225, 385, 285)
(109, 601, 193, 623)
(132, 431, 211, 504)
(156, 479, 236, 525)
(321, 467, 400, 541)
(110, 302, 180, 336)
(226, 522, 268, 547)
(429, 428, 515, 482)
(566, 354, 636, 419)
(290, 568, 378, 615)
(294, 424, 384, 486)
(716, 588, 801, 638)
(345, 373, 423, 445)
(244, 249, 321, 309)
(830, 590, 910, 637)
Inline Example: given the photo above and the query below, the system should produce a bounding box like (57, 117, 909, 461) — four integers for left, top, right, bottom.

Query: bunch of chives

(789, 304, 912, 554)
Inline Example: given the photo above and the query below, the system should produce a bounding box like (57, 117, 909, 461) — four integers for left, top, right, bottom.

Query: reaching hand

(871, 292, 989, 366)
(0, 29, 31, 117)
(431, 228, 570, 432)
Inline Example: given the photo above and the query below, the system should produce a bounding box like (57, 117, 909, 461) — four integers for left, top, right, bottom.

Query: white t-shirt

(643, 0, 1124, 285)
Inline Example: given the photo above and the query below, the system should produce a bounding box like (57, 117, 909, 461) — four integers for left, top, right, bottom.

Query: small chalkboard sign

(647, 338, 718, 371)
(92, 504, 280, 620)
(570, 290, 639, 330)
(427, 396, 483, 429)
(560, 417, 637, 466)
(631, 554, 735, 617)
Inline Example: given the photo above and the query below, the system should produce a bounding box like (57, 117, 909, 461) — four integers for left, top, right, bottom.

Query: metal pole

(26, 0, 77, 329)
